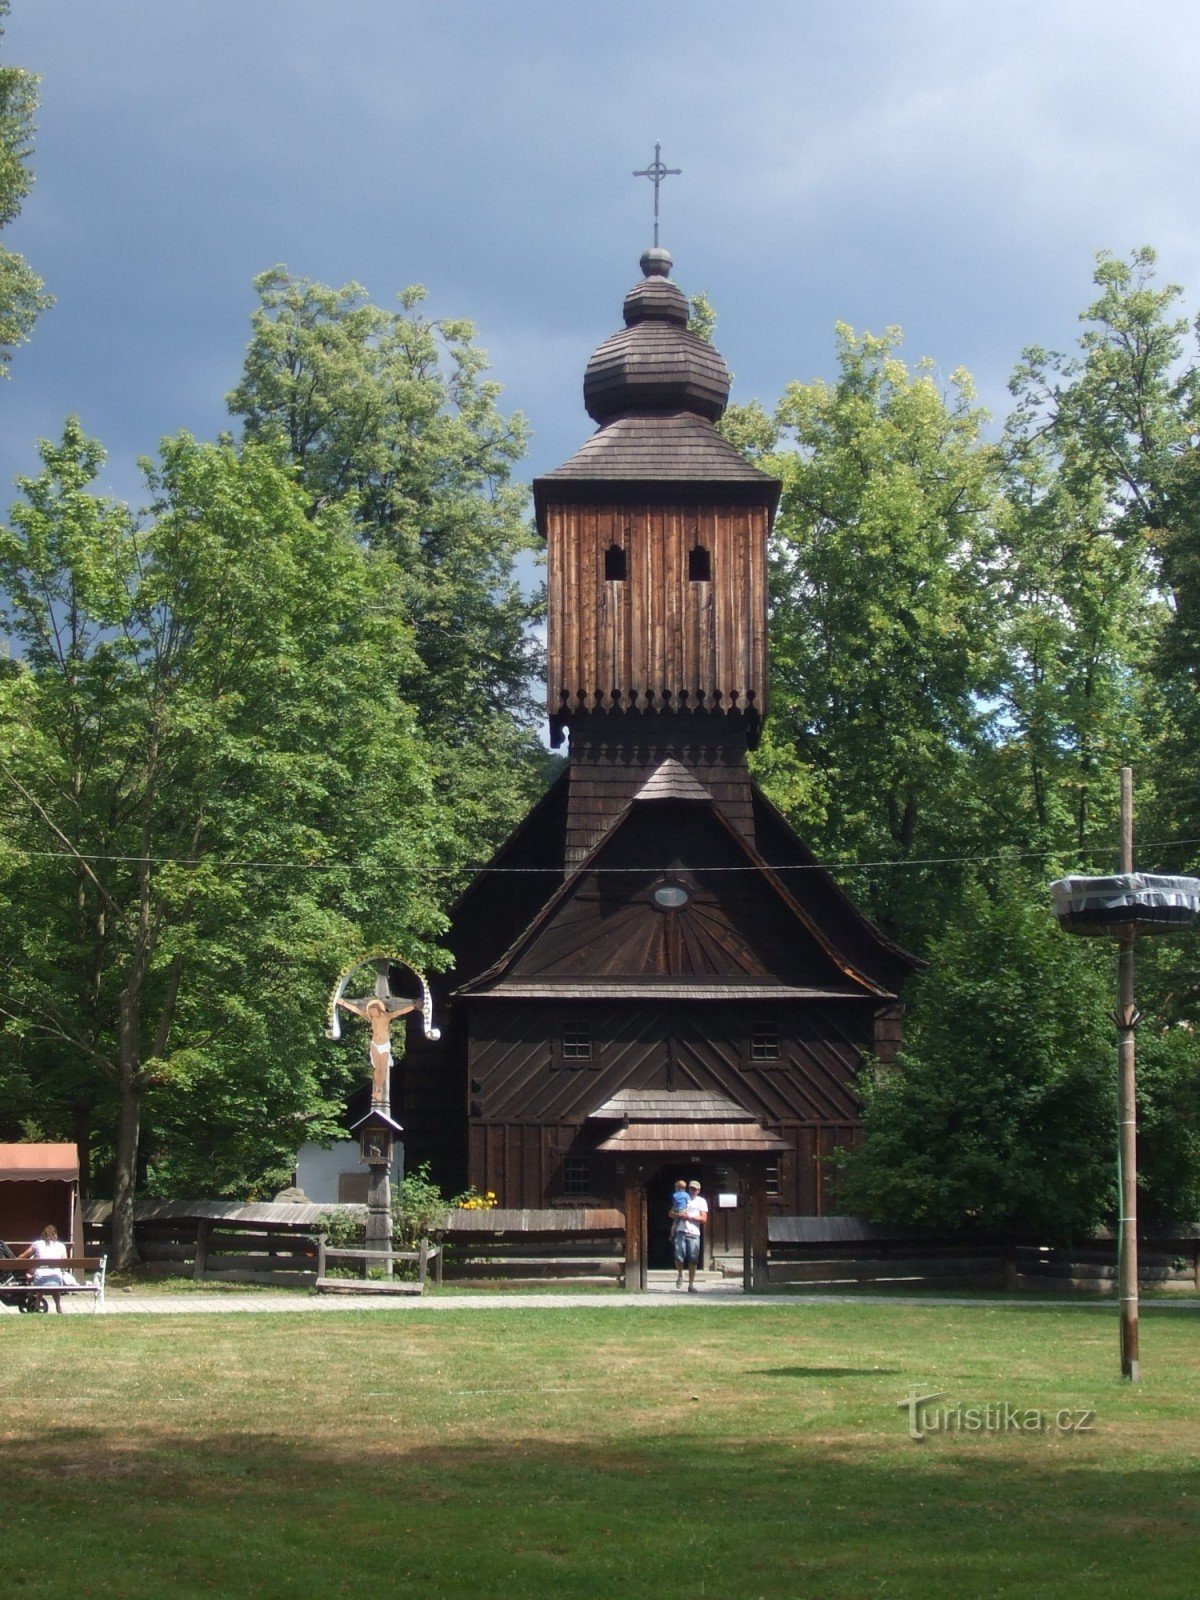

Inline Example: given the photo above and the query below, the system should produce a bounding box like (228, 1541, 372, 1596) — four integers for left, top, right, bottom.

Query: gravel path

(11, 1283, 1197, 1314)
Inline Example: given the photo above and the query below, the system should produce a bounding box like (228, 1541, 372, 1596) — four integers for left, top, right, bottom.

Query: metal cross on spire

(633, 142, 681, 248)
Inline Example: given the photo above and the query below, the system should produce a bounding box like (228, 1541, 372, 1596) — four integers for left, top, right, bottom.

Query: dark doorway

(646, 1164, 702, 1268)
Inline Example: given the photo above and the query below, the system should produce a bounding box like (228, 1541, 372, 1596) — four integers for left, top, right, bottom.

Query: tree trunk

(73, 1099, 92, 1202)
(110, 989, 143, 1270)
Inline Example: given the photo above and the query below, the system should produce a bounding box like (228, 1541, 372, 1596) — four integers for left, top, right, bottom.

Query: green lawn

(3, 1302, 1197, 1598)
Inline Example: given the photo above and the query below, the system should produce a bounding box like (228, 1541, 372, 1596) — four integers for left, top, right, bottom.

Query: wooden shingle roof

(589, 1088, 755, 1122)
(596, 1122, 789, 1155)
(584, 323, 730, 422)
(536, 412, 777, 496)
(632, 757, 712, 804)
(535, 249, 780, 508)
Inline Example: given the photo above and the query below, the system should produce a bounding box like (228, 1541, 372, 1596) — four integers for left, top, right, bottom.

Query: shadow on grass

(751, 1365, 903, 1378)
(4, 1424, 1197, 1600)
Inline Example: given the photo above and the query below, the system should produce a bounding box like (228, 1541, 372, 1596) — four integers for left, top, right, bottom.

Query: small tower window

(688, 544, 711, 582)
(604, 544, 627, 582)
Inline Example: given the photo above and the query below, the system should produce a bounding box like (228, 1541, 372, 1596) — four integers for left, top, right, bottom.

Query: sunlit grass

(3, 1302, 1197, 1598)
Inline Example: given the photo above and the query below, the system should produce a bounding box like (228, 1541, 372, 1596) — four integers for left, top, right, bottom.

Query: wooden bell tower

(535, 247, 780, 864)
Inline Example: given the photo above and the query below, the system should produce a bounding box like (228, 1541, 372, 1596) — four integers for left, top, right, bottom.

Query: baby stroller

(0, 1238, 47, 1312)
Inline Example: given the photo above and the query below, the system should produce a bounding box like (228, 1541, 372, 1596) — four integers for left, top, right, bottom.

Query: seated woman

(20, 1223, 69, 1313)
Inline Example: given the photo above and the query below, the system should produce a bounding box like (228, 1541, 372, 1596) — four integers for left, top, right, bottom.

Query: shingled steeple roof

(534, 249, 779, 507)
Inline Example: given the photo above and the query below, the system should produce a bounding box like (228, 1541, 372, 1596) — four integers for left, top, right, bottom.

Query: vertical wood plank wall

(546, 502, 769, 720)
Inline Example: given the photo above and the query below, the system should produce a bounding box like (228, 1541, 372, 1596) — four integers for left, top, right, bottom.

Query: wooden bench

(314, 1240, 441, 1296)
(0, 1254, 107, 1312)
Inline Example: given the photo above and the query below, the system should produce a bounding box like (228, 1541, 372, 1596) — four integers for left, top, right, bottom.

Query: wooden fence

(84, 1199, 343, 1287)
(82, 1201, 626, 1287)
(80, 1202, 1200, 1291)
(441, 1208, 626, 1284)
(766, 1217, 1200, 1292)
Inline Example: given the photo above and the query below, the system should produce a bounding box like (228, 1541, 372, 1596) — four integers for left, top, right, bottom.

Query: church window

(604, 543, 627, 581)
(688, 544, 711, 581)
(560, 1027, 593, 1062)
(751, 1021, 781, 1061)
(563, 1157, 591, 1196)
(652, 882, 690, 910)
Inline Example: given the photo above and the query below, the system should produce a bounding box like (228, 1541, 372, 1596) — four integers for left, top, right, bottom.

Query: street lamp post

(1050, 767, 1200, 1382)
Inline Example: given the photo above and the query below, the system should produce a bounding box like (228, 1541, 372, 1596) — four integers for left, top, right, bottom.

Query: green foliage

(0, 2, 51, 373)
(390, 1159, 458, 1247)
(0, 420, 446, 1253)
(998, 247, 1190, 857)
(316, 1161, 458, 1254)
(743, 251, 1200, 1227)
(753, 325, 1005, 942)
(687, 290, 717, 344)
(839, 869, 1116, 1242)
(226, 266, 549, 879)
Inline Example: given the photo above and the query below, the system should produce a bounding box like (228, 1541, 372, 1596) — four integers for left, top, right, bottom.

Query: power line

(8, 838, 1200, 877)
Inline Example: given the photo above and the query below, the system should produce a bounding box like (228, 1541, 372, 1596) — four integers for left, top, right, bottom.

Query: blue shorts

(673, 1233, 700, 1267)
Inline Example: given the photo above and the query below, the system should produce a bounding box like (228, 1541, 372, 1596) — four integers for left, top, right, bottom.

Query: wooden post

(623, 1179, 647, 1291)
(366, 1155, 392, 1258)
(742, 1180, 752, 1289)
(749, 1181, 769, 1292)
(1117, 766, 1140, 1381)
(194, 1219, 210, 1282)
(639, 1183, 648, 1291)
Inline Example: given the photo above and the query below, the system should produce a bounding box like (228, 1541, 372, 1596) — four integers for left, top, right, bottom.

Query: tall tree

(839, 866, 1116, 1242)
(998, 248, 1192, 858)
(0, 421, 445, 1263)
(0, 0, 51, 373)
(226, 269, 547, 864)
(753, 325, 1005, 945)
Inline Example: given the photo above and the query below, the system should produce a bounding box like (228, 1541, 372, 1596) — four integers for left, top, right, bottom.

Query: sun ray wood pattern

(395, 247, 918, 1247)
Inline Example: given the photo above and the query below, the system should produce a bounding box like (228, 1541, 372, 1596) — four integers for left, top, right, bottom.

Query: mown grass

(3, 1302, 1197, 1598)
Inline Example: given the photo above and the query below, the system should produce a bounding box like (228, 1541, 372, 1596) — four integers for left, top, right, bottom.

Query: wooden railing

(314, 1240, 442, 1295)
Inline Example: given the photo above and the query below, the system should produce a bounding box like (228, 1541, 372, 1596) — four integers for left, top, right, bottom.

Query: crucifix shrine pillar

(327, 956, 440, 1257)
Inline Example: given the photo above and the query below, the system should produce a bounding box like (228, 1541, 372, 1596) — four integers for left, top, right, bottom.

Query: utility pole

(1051, 772, 1200, 1382)
(1115, 767, 1139, 1381)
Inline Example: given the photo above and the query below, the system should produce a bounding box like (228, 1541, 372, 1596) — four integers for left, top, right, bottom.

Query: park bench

(0, 1251, 107, 1312)
(314, 1239, 442, 1295)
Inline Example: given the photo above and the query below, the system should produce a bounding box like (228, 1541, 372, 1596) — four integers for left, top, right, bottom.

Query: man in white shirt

(673, 1180, 709, 1293)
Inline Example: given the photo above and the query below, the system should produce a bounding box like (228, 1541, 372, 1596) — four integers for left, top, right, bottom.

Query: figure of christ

(335, 994, 416, 1105)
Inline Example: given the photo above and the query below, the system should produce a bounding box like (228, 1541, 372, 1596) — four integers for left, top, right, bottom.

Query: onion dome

(583, 249, 730, 424)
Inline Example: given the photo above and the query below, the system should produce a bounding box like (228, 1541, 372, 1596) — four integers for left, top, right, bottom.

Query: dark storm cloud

(2, 0, 1198, 510)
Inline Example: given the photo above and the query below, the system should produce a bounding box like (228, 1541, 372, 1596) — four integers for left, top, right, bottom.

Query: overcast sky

(3, 0, 1199, 514)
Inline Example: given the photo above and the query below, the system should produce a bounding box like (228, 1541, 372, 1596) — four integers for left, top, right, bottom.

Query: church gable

(467, 793, 885, 996)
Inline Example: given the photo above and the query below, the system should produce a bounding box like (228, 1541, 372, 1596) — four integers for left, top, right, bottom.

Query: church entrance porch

(587, 1086, 786, 1292)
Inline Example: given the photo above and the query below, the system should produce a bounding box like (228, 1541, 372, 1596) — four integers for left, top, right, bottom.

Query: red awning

(0, 1143, 79, 1182)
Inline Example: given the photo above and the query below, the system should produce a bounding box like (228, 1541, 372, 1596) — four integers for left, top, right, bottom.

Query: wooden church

(401, 246, 918, 1280)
